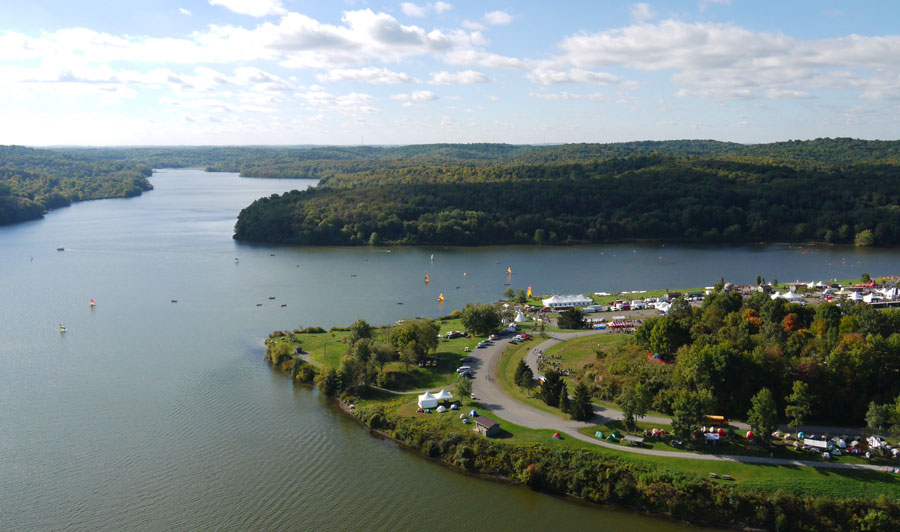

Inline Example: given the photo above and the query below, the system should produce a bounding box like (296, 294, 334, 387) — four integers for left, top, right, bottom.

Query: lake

(3, 168, 897, 531)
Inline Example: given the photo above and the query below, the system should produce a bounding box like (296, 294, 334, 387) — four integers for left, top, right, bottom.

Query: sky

(2, 0, 900, 146)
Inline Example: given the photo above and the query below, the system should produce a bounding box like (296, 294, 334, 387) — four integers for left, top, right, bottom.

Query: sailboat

(430, 254, 434, 261)
(89, 299, 96, 307)
(59, 324, 67, 333)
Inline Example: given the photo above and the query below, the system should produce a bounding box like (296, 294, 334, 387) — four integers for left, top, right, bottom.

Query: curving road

(468, 332, 888, 472)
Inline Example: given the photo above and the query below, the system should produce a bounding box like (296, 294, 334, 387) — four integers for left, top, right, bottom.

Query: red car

(521, 333, 531, 340)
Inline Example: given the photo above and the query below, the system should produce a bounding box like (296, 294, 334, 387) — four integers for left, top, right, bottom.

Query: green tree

(855, 229, 875, 247)
(399, 342, 418, 371)
(515, 289, 528, 304)
(540, 369, 564, 407)
(460, 302, 501, 336)
(370, 341, 396, 372)
(557, 307, 585, 330)
(747, 388, 778, 441)
(514, 358, 534, 388)
(503, 287, 515, 299)
(784, 380, 811, 431)
(559, 382, 570, 414)
(861, 272, 872, 284)
(348, 319, 374, 346)
(390, 319, 439, 361)
(316, 367, 340, 397)
(456, 374, 472, 399)
(866, 401, 891, 433)
(618, 383, 651, 433)
(533, 228, 545, 245)
(569, 381, 594, 421)
(649, 317, 690, 359)
(671, 388, 711, 441)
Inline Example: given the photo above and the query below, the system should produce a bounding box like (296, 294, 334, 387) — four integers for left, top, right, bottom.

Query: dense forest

(0, 146, 153, 226)
(232, 143, 900, 246)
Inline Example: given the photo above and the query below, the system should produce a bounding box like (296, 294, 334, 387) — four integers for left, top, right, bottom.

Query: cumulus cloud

(391, 90, 438, 101)
(630, 3, 656, 22)
(484, 10, 513, 25)
(429, 70, 491, 84)
(529, 91, 606, 101)
(527, 67, 619, 85)
(179, 8, 191, 16)
(401, 2, 452, 18)
(443, 49, 527, 69)
(296, 87, 379, 114)
(317, 67, 416, 84)
(400, 2, 426, 17)
(553, 19, 900, 100)
(209, 0, 287, 17)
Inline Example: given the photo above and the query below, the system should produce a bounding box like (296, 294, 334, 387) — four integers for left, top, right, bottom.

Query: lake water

(3, 168, 898, 531)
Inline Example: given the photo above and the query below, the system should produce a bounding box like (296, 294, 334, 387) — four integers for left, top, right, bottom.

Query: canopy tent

(417, 391, 438, 409)
(771, 291, 803, 301)
(434, 389, 453, 401)
(514, 311, 527, 323)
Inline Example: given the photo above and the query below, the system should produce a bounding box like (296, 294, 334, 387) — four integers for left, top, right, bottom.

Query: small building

(541, 294, 593, 310)
(473, 416, 501, 437)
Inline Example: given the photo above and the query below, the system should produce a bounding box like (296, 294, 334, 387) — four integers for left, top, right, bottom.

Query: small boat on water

(89, 299, 96, 307)
(57, 247, 65, 251)
(256, 303, 262, 307)
(171, 299, 178, 303)
(59, 324, 67, 333)
(280, 304, 287, 307)
(268, 296, 275, 300)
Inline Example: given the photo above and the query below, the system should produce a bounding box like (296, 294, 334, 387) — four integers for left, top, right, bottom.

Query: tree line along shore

(262, 275, 900, 532)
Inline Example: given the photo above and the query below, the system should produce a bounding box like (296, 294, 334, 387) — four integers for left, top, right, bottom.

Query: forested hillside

(233, 147, 900, 246)
(0, 146, 152, 225)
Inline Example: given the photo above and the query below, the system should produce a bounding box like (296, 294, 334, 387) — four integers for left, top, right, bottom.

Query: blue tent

(469, 409, 479, 417)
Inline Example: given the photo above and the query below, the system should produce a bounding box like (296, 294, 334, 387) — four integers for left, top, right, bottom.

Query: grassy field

(496, 340, 571, 417)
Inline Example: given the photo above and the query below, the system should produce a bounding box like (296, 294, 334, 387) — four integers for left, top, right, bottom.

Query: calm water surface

(3, 169, 899, 531)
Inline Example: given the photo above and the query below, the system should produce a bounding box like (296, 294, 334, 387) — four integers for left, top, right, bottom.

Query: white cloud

(484, 10, 513, 26)
(429, 70, 491, 84)
(765, 89, 814, 99)
(391, 90, 438, 101)
(529, 91, 606, 101)
(402, 2, 452, 18)
(295, 88, 379, 114)
(209, 0, 287, 17)
(179, 8, 191, 16)
(630, 3, 656, 22)
(317, 67, 416, 84)
(401, 2, 426, 17)
(461, 20, 485, 31)
(699, 0, 731, 11)
(443, 49, 527, 69)
(527, 67, 619, 85)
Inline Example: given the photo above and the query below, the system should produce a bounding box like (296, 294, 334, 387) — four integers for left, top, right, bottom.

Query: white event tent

(418, 391, 438, 409)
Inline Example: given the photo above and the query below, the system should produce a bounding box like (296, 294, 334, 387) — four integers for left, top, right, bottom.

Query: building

(473, 416, 501, 437)
(541, 294, 592, 310)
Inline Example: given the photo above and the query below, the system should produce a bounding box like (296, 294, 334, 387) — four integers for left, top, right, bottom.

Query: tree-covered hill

(0, 145, 152, 226)
(233, 153, 900, 246)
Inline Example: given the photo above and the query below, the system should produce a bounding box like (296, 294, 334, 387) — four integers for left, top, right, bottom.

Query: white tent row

(418, 389, 453, 409)
(770, 291, 803, 301)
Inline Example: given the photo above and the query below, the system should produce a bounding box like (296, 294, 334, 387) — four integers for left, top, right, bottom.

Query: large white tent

(514, 311, 527, 323)
(434, 389, 453, 401)
(417, 391, 438, 409)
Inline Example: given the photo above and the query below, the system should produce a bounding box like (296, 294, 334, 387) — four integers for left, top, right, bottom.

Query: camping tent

(435, 405, 447, 413)
(514, 311, 526, 323)
(434, 389, 453, 401)
(469, 409, 479, 417)
(418, 391, 438, 409)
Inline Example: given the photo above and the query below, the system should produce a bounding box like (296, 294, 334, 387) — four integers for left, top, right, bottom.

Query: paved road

(469, 333, 887, 472)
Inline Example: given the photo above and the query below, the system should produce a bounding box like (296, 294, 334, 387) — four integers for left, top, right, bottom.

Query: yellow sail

(438, 293, 444, 301)
(527, 285, 532, 297)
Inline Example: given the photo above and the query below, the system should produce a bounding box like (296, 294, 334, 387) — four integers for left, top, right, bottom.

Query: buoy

(527, 285, 532, 297)
(234, 257, 239, 263)
(438, 293, 444, 302)
(89, 299, 96, 307)
(507, 267, 511, 275)
(425, 275, 430, 282)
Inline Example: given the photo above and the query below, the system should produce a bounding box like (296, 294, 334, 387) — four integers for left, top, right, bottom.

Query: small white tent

(514, 311, 526, 323)
(418, 391, 438, 409)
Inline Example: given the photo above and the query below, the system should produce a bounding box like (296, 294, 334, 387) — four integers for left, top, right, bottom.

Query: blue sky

(2, 1, 899, 145)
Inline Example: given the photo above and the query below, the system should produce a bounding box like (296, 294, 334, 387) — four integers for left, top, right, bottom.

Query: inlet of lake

(4, 168, 900, 531)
